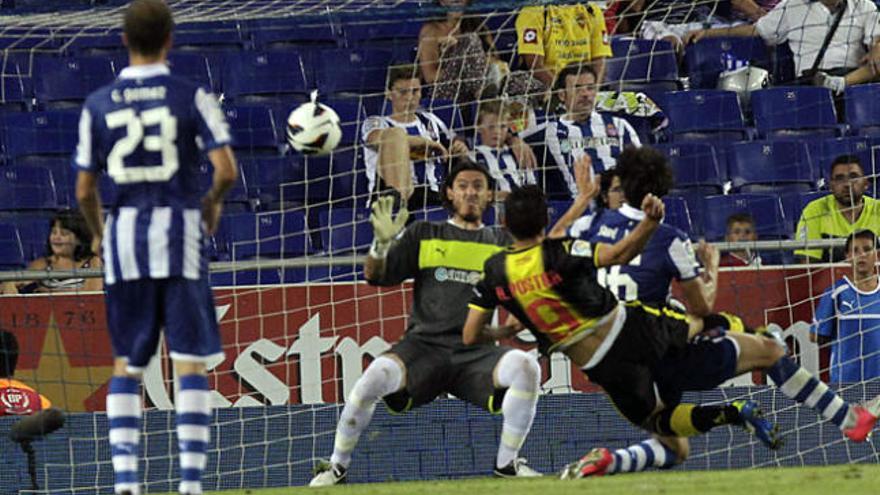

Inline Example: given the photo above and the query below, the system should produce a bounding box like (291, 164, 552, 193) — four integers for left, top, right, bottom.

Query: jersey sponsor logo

(575, 12, 587, 29)
(597, 225, 619, 240)
(434, 267, 481, 285)
(840, 299, 856, 312)
(508, 271, 563, 297)
(570, 239, 593, 257)
(0, 387, 31, 411)
(560, 135, 622, 152)
(523, 28, 538, 44)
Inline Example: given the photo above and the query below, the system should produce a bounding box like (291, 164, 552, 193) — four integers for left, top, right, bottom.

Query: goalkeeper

(464, 174, 880, 480)
(310, 159, 543, 486)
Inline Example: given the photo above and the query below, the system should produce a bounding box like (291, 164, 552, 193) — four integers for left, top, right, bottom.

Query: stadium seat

(167, 52, 214, 90)
(684, 37, 770, 89)
(751, 87, 841, 138)
(326, 150, 360, 206)
(661, 90, 750, 142)
(222, 51, 311, 103)
(0, 73, 33, 113)
(0, 111, 79, 161)
(197, 161, 250, 211)
(0, 165, 57, 210)
(342, 18, 421, 47)
(173, 22, 249, 52)
(655, 142, 726, 194)
(216, 210, 309, 260)
(248, 18, 340, 49)
(727, 140, 816, 192)
(32, 56, 116, 108)
(0, 224, 26, 269)
(804, 136, 872, 186)
(604, 38, 679, 92)
(421, 98, 465, 134)
(223, 105, 281, 155)
(780, 191, 827, 232)
(64, 33, 126, 56)
(314, 48, 395, 95)
(318, 208, 373, 254)
(662, 195, 693, 235)
(844, 84, 880, 137)
(10, 214, 52, 261)
(239, 156, 305, 209)
(702, 194, 789, 241)
(32, 158, 76, 207)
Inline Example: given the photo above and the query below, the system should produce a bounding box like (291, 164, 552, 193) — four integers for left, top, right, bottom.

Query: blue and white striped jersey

(813, 277, 880, 383)
(74, 63, 231, 285)
(522, 112, 640, 198)
(570, 204, 699, 306)
(471, 144, 536, 193)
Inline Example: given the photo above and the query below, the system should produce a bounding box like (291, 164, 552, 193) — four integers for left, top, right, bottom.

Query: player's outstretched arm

(75, 170, 104, 256)
(594, 193, 664, 267)
(364, 196, 409, 282)
(202, 145, 238, 235)
(548, 155, 599, 238)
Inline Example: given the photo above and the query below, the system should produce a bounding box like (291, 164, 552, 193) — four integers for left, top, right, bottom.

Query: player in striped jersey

(521, 64, 640, 199)
(362, 64, 469, 210)
(74, 2, 237, 494)
(465, 161, 880, 480)
(470, 100, 537, 200)
(812, 230, 880, 382)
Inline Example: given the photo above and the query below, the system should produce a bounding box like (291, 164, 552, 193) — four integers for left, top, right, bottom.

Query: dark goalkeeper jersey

(470, 237, 618, 354)
(369, 220, 511, 346)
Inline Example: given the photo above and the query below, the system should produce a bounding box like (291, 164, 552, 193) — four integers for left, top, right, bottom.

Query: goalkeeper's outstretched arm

(364, 196, 409, 282)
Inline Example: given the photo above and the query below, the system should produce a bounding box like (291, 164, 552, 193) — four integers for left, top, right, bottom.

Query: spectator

(0, 329, 51, 416)
(470, 100, 537, 200)
(418, 0, 499, 104)
(721, 212, 762, 267)
(515, 2, 612, 88)
(795, 155, 880, 263)
(12, 210, 102, 294)
(811, 229, 880, 383)
(520, 64, 641, 199)
(634, 0, 769, 52)
(598, 168, 625, 210)
(685, 0, 880, 92)
(361, 64, 469, 210)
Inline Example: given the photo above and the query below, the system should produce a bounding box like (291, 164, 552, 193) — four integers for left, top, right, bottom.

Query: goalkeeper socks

(494, 350, 541, 468)
(608, 438, 677, 474)
(330, 356, 403, 468)
(767, 356, 852, 430)
(653, 403, 741, 437)
(176, 374, 211, 495)
(107, 376, 142, 495)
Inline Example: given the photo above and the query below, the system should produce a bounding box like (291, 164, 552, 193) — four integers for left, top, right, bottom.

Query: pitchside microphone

(9, 407, 66, 443)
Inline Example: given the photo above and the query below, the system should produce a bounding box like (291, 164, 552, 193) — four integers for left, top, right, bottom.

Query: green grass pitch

(207, 464, 879, 495)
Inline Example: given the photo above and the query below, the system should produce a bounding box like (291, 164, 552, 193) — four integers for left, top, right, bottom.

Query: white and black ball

(286, 101, 342, 155)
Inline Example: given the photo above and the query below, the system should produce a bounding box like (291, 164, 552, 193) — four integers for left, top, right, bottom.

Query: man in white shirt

(520, 63, 641, 199)
(685, 0, 880, 93)
(361, 64, 469, 209)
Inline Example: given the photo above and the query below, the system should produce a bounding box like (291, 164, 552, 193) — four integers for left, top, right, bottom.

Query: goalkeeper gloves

(369, 195, 409, 259)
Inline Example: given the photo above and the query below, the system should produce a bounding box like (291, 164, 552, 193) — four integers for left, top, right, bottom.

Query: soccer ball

(285, 98, 342, 155)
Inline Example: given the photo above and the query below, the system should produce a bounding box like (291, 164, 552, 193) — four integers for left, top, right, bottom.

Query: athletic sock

(495, 350, 541, 469)
(607, 438, 677, 474)
(108, 376, 142, 495)
(176, 374, 211, 495)
(653, 403, 741, 437)
(767, 356, 853, 430)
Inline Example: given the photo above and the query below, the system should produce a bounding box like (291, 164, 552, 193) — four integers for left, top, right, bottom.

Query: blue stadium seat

(844, 84, 880, 137)
(662, 195, 693, 235)
(11, 214, 52, 261)
(197, 161, 249, 211)
(412, 207, 449, 223)
(804, 136, 872, 186)
(239, 156, 305, 210)
(781, 191, 827, 232)
(727, 140, 815, 192)
(342, 19, 421, 46)
(751, 87, 841, 138)
(0, 111, 79, 161)
(421, 98, 464, 133)
(702, 194, 789, 241)
(0, 224, 26, 269)
(655, 142, 726, 194)
(64, 33, 126, 56)
(248, 19, 339, 49)
(605, 38, 679, 92)
(684, 37, 770, 89)
(222, 51, 311, 103)
(173, 22, 248, 52)
(223, 105, 281, 155)
(315, 48, 395, 95)
(0, 165, 57, 210)
(0, 73, 33, 112)
(32, 56, 116, 108)
(167, 52, 214, 91)
(318, 208, 373, 254)
(216, 211, 308, 260)
(32, 158, 76, 207)
(662, 90, 749, 142)
(326, 150, 360, 206)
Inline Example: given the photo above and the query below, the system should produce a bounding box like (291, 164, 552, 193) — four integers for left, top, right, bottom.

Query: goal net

(0, 0, 879, 493)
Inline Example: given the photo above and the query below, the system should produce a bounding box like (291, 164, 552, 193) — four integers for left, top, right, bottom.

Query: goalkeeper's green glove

(369, 195, 409, 259)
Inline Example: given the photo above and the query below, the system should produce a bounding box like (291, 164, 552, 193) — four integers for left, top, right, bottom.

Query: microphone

(9, 408, 66, 443)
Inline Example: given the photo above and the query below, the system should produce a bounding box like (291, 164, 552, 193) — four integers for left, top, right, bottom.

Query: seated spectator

(796, 155, 880, 263)
(685, 0, 880, 92)
(811, 229, 880, 382)
(418, 0, 497, 104)
(634, 0, 768, 52)
(470, 100, 537, 200)
(515, 2, 612, 88)
(520, 64, 641, 199)
(12, 210, 102, 294)
(0, 329, 51, 416)
(361, 64, 469, 210)
(721, 212, 762, 267)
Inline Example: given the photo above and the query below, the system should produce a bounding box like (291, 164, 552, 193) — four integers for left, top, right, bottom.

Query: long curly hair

(44, 210, 94, 262)
(615, 147, 674, 207)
